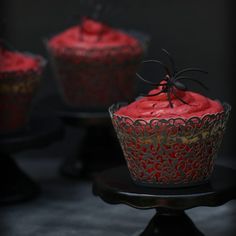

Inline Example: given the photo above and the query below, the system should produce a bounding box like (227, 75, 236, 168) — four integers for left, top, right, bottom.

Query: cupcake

(0, 45, 45, 133)
(46, 18, 144, 108)
(109, 51, 231, 187)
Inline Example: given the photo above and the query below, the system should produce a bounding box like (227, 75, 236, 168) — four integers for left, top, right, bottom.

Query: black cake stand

(0, 115, 64, 205)
(36, 95, 124, 179)
(93, 165, 236, 236)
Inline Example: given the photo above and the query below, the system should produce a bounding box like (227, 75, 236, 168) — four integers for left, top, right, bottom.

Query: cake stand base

(140, 210, 203, 236)
(60, 124, 124, 179)
(0, 157, 39, 205)
(35, 95, 124, 179)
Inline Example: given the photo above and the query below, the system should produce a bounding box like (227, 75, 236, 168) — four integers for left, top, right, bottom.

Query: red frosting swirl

(0, 48, 39, 73)
(48, 18, 141, 50)
(115, 84, 224, 120)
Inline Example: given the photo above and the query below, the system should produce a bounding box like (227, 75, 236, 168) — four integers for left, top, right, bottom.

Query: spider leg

(174, 76, 208, 90)
(166, 89, 173, 108)
(142, 60, 172, 77)
(172, 87, 188, 105)
(136, 73, 167, 86)
(175, 68, 208, 77)
(162, 48, 177, 75)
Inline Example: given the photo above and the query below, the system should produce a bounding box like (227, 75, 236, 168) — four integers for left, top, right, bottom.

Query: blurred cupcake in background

(46, 17, 145, 109)
(110, 50, 231, 187)
(0, 41, 46, 133)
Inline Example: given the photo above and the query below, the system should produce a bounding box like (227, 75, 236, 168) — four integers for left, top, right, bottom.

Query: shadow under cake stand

(0, 115, 63, 205)
(36, 95, 124, 179)
(93, 165, 236, 236)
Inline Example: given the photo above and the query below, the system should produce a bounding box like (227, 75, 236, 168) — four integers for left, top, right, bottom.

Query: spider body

(172, 81, 186, 91)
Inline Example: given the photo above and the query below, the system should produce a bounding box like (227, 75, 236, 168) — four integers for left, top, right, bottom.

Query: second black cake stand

(0, 115, 64, 205)
(93, 165, 236, 236)
(35, 95, 124, 179)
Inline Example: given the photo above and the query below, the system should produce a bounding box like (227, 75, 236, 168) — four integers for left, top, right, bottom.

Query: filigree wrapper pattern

(109, 103, 231, 187)
(47, 44, 143, 109)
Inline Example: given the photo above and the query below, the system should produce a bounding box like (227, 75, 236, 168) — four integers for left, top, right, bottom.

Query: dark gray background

(0, 1, 236, 235)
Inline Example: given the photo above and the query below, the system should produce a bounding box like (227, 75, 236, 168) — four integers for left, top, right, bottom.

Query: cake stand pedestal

(0, 116, 63, 205)
(36, 95, 124, 179)
(93, 165, 236, 236)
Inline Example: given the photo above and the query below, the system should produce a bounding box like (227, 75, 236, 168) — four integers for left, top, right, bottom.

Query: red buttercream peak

(81, 17, 109, 35)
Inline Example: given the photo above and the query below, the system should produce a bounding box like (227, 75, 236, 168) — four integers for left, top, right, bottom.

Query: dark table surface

(0, 127, 235, 236)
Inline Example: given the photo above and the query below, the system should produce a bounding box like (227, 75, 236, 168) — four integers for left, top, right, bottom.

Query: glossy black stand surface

(93, 165, 236, 236)
(0, 116, 63, 205)
(36, 95, 124, 179)
(61, 122, 124, 178)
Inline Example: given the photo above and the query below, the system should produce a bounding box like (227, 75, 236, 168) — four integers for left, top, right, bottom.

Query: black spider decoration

(66, 0, 116, 41)
(136, 49, 208, 108)
(75, 0, 118, 25)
